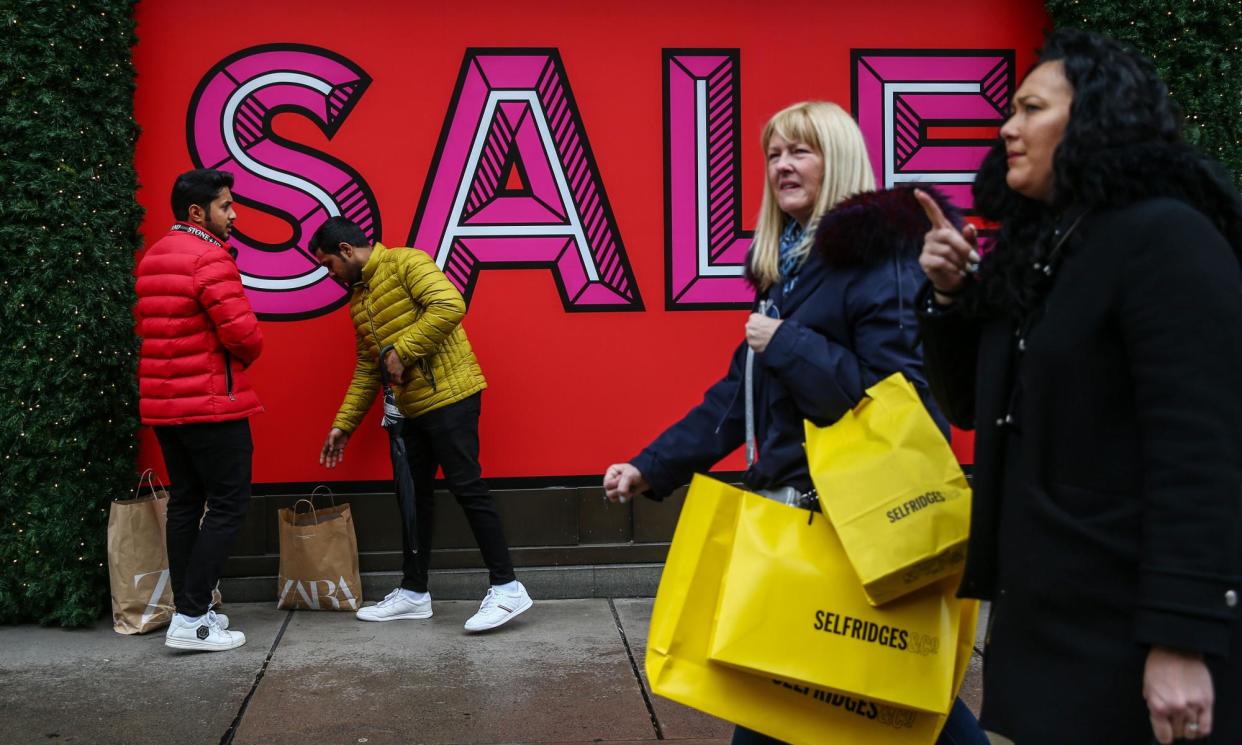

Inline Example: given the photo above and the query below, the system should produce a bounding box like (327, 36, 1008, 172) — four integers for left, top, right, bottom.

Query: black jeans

(399, 393, 515, 593)
(154, 419, 253, 617)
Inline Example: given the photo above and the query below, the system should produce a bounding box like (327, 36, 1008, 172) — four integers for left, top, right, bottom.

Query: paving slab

(961, 601, 989, 716)
(611, 598, 735, 741)
(960, 650, 984, 716)
(232, 599, 657, 745)
(976, 602, 990, 654)
(0, 604, 287, 745)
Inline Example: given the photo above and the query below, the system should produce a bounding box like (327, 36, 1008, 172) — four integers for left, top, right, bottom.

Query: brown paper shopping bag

(276, 487, 362, 611)
(107, 470, 175, 634)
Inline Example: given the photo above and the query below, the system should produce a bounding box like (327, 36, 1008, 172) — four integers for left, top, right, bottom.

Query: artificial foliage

(0, 0, 143, 625)
(1046, 0, 1241, 189)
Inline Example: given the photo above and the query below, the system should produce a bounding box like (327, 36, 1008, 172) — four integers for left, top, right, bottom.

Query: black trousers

(399, 393, 515, 593)
(154, 419, 253, 617)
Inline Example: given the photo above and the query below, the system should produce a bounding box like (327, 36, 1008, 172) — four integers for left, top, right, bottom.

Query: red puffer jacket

(136, 223, 263, 425)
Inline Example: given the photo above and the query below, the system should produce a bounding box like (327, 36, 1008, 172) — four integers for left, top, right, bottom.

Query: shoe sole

(355, 610, 433, 622)
(464, 597, 533, 633)
(165, 636, 246, 652)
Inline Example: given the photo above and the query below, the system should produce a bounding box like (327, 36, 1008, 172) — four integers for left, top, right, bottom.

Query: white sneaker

(355, 588, 432, 622)
(165, 613, 245, 652)
(464, 582, 532, 632)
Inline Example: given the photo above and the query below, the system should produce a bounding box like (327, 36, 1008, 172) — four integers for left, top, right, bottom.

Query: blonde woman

(604, 101, 984, 744)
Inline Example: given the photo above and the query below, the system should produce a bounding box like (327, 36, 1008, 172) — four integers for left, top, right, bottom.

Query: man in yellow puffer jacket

(310, 216, 532, 632)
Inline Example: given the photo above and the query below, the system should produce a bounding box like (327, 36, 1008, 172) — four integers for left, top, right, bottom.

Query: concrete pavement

(0, 595, 985, 745)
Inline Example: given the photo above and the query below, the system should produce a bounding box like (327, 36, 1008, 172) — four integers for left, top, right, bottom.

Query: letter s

(187, 44, 379, 320)
(814, 610, 825, 630)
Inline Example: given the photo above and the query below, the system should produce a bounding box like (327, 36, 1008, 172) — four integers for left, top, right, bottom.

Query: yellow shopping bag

(646, 475, 979, 745)
(709, 489, 965, 714)
(805, 373, 971, 606)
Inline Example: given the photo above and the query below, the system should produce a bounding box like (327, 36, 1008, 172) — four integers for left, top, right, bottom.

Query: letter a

(337, 575, 359, 610)
(409, 49, 641, 311)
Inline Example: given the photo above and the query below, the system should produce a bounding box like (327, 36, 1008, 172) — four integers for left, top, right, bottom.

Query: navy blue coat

(632, 187, 954, 499)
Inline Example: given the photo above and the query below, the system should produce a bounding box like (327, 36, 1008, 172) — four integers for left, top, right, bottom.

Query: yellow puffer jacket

(332, 243, 486, 432)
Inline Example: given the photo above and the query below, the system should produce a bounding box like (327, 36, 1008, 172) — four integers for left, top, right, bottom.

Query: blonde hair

(749, 101, 876, 291)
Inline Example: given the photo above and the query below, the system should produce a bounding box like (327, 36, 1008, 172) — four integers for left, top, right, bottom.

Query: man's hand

(383, 348, 406, 382)
(1144, 646, 1214, 743)
(319, 428, 351, 469)
(603, 463, 649, 503)
(745, 314, 783, 354)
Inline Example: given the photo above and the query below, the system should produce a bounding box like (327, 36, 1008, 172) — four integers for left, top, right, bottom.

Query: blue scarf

(778, 220, 806, 295)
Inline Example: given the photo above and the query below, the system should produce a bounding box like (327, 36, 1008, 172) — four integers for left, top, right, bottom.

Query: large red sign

(133, 0, 1046, 484)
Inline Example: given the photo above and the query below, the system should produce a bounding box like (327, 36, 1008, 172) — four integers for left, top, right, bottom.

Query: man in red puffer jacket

(135, 168, 262, 652)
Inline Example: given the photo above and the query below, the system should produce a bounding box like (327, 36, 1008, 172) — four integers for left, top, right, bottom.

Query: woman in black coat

(604, 101, 987, 745)
(916, 29, 1242, 745)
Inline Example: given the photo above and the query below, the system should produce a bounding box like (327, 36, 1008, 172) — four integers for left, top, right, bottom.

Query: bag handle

(124, 468, 167, 501)
(309, 485, 337, 507)
(292, 498, 318, 524)
(744, 299, 773, 467)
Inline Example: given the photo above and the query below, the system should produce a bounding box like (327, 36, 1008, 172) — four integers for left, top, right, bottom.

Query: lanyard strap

(744, 298, 772, 466)
(169, 223, 224, 248)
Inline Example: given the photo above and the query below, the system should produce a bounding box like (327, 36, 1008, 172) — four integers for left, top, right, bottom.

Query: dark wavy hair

(969, 29, 1200, 316)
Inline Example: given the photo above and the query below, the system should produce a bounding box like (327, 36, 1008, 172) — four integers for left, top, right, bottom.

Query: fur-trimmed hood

(814, 185, 962, 268)
(1069, 141, 1242, 253)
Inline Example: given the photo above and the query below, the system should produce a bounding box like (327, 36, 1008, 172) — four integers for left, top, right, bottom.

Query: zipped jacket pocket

(223, 350, 235, 401)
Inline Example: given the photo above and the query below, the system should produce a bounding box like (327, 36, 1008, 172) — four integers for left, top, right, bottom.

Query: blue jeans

(730, 697, 987, 745)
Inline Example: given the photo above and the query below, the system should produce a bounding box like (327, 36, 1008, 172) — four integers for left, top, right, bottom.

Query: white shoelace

(478, 587, 524, 615)
(205, 610, 223, 628)
(478, 589, 501, 613)
(376, 588, 404, 607)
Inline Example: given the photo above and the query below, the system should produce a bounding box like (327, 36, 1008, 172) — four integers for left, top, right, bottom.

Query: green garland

(0, 0, 142, 625)
(1046, 0, 1241, 189)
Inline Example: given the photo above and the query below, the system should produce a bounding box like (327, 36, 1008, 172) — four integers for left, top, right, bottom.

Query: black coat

(633, 187, 951, 499)
(919, 148, 1242, 744)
